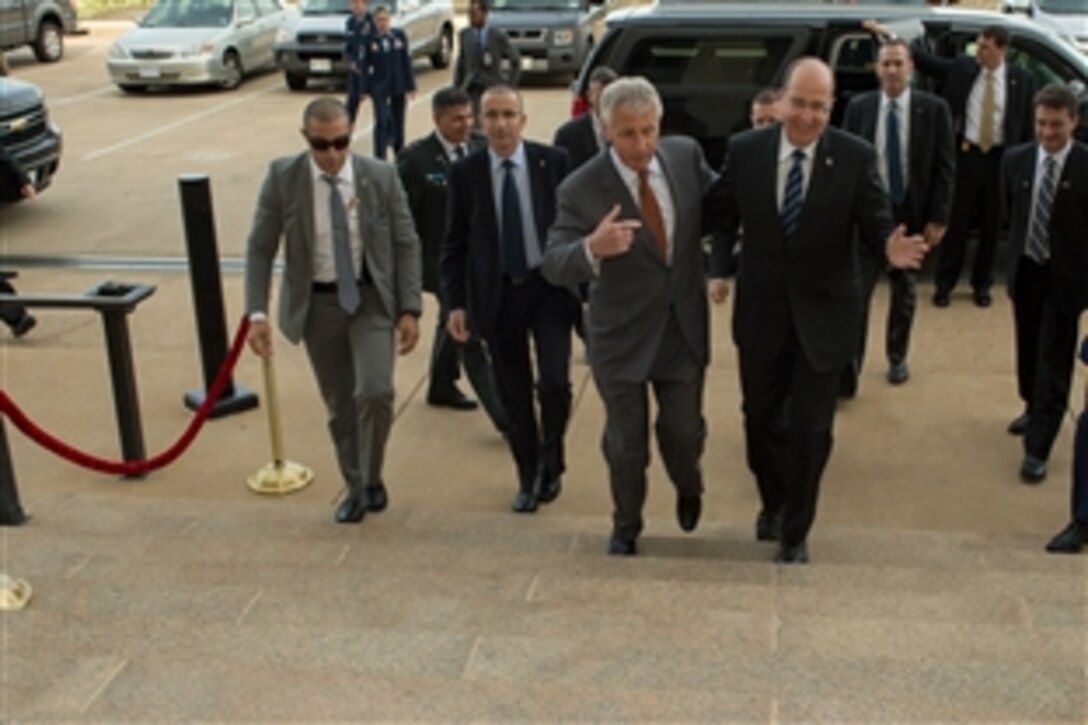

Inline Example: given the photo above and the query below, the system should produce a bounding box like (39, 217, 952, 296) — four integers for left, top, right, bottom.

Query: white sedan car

(107, 0, 292, 92)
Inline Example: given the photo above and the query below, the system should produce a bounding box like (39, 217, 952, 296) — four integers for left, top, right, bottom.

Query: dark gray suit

(245, 152, 421, 502)
(453, 24, 520, 115)
(542, 137, 716, 542)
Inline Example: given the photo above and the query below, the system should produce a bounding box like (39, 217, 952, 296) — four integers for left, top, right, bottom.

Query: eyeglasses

(307, 134, 351, 151)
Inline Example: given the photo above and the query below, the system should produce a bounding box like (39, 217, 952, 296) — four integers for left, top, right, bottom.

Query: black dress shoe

(511, 490, 538, 513)
(335, 497, 366, 523)
(12, 314, 36, 338)
(838, 371, 857, 400)
(676, 494, 701, 533)
(1007, 412, 1030, 436)
(535, 473, 562, 504)
(932, 291, 950, 308)
(426, 389, 479, 410)
(755, 510, 783, 542)
(363, 482, 388, 512)
(887, 362, 910, 385)
(775, 542, 808, 564)
(607, 535, 637, 556)
(1020, 455, 1047, 484)
(973, 288, 992, 307)
(1045, 521, 1088, 554)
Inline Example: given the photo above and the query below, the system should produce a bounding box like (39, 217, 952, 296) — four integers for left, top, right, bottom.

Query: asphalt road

(0, 21, 572, 262)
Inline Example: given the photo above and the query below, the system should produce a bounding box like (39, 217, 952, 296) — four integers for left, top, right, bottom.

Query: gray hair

(598, 76, 662, 128)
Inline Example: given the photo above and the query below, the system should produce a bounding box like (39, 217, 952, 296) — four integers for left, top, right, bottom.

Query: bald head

(780, 57, 834, 147)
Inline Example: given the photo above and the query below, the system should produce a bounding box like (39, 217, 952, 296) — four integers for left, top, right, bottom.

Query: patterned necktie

(454, 144, 465, 161)
(638, 169, 668, 262)
(780, 149, 805, 240)
(886, 99, 905, 206)
(978, 71, 996, 153)
(501, 159, 528, 278)
(322, 174, 360, 314)
(1025, 155, 1058, 263)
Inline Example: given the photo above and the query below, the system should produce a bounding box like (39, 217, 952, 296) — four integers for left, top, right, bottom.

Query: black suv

(575, 1, 1088, 168)
(0, 75, 62, 201)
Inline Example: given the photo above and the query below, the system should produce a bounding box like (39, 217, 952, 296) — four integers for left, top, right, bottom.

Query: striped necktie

(322, 174, 360, 314)
(781, 148, 805, 240)
(1025, 155, 1058, 263)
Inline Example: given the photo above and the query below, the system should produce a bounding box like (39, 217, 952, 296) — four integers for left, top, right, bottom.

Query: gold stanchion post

(0, 573, 32, 610)
(247, 354, 314, 495)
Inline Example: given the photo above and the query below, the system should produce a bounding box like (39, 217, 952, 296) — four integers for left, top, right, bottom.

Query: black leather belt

(312, 280, 363, 293)
(504, 269, 540, 287)
(959, 139, 1004, 155)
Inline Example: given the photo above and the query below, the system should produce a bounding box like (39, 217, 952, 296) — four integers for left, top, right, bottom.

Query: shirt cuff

(582, 238, 601, 277)
(249, 311, 268, 323)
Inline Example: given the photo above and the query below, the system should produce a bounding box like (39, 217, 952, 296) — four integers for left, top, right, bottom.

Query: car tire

(32, 19, 63, 62)
(219, 50, 243, 90)
(285, 71, 307, 91)
(430, 25, 452, 70)
(118, 84, 148, 94)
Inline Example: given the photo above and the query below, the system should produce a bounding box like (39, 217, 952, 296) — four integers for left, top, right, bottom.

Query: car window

(236, 0, 257, 21)
(142, 0, 234, 27)
(254, 0, 281, 16)
(621, 35, 794, 87)
(1007, 39, 1082, 87)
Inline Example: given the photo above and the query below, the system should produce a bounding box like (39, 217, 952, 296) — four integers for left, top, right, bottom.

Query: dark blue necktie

(501, 159, 528, 279)
(475, 28, 485, 63)
(886, 99, 905, 206)
(780, 149, 805, 240)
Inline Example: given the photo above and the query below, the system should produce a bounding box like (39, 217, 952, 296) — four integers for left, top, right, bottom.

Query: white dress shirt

(876, 89, 911, 193)
(489, 142, 542, 271)
(776, 130, 817, 211)
(965, 63, 1007, 147)
(1027, 139, 1073, 251)
(608, 146, 676, 262)
(436, 132, 466, 162)
(310, 156, 362, 283)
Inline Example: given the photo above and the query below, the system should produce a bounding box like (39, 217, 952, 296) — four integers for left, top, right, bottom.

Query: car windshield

(1036, 0, 1087, 14)
(141, 0, 234, 27)
(492, 0, 580, 10)
(303, 0, 398, 15)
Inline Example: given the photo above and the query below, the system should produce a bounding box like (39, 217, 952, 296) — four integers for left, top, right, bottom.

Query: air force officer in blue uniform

(360, 5, 416, 159)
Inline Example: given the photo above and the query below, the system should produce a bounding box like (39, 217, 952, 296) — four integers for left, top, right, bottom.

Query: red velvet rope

(0, 316, 252, 476)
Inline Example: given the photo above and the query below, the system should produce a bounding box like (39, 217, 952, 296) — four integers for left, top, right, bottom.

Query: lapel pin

(825, 156, 833, 167)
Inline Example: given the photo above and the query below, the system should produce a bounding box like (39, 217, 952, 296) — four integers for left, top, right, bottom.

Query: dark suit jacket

(542, 137, 717, 382)
(441, 140, 572, 340)
(396, 130, 486, 294)
(552, 113, 600, 171)
(911, 45, 1036, 147)
(841, 89, 956, 233)
(453, 24, 521, 90)
(343, 12, 374, 67)
(361, 28, 416, 97)
(1001, 140, 1088, 312)
(706, 125, 896, 373)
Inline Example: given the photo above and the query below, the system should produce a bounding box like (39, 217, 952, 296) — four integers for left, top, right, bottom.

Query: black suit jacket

(841, 89, 956, 233)
(441, 140, 573, 339)
(912, 46, 1036, 147)
(396, 131, 485, 294)
(1002, 140, 1088, 312)
(706, 125, 896, 373)
(552, 113, 600, 171)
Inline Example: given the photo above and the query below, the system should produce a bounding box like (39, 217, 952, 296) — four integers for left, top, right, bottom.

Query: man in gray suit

(541, 77, 717, 556)
(245, 97, 422, 524)
(453, 0, 520, 122)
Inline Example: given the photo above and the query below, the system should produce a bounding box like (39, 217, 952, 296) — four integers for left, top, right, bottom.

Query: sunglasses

(307, 134, 351, 151)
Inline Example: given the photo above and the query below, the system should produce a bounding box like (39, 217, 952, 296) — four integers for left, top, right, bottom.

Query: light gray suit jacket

(244, 152, 422, 344)
(541, 137, 716, 383)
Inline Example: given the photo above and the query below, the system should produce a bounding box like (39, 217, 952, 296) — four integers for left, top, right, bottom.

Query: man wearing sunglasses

(245, 97, 422, 525)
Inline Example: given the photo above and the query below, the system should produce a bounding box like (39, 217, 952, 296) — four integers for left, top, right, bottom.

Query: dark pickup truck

(0, 75, 62, 200)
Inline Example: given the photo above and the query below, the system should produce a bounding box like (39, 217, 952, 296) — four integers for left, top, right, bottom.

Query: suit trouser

(1012, 257, 1079, 461)
(303, 285, 395, 501)
(739, 324, 840, 547)
(0, 278, 29, 329)
(486, 273, 573, 492)
(935, 144, 1002, 295)
(345, 71, 367, 126)
(593, 313, 706, 542)
(850, 251, 916, 384)
(372, 94, 406, 160)
(428, 300, 509, 432)
(1073, 412, 1088, 523)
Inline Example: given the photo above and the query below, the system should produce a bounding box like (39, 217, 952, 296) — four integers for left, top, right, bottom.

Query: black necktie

(454, 145, 465, 161)
(780, 149, 805, 240)
(501, 159, 528, 279)
(322, 174, 360, 314)
(886, 99, 905, 206)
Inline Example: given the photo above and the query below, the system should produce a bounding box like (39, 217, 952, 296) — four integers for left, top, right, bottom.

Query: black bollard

(0, 416, 28, 526)
(178, 174, 258, 418)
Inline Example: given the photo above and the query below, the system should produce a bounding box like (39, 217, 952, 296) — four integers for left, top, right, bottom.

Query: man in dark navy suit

(705, 58, 929, 564)
(441, 86, 578, 513)
(839, 38, 955, 393)
(1001, 84, 1088, 484)
(343, 0, 374, 125)
(360, 5, 416, 159)
(1046, 336, 1088, 553)
(867, 20, 1036, 309)
(552, 66, 617, 172)
(397, 86, 507, 432)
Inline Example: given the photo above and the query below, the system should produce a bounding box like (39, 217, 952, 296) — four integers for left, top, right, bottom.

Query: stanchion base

(0, 574, 32, 610)
(247, 461, 313, 495)
(184, 385, 259, 420)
